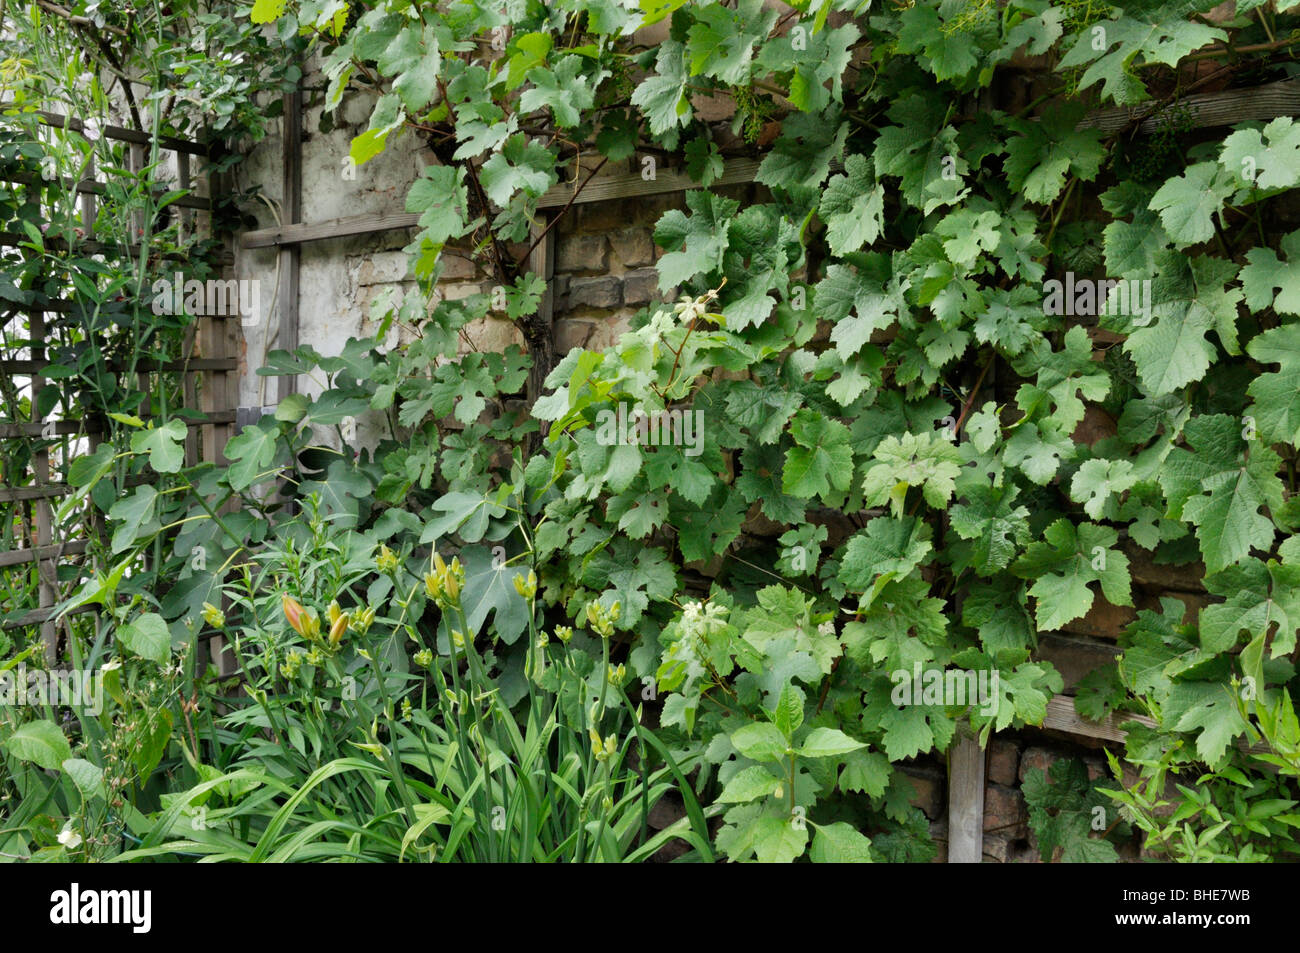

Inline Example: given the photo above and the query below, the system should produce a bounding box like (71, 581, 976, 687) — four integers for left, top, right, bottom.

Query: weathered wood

(0, 539, 90, 568)
(0, 358, 238, 373)
(239, 210, 423, 249)
(277, 87, 302, 402)
(536, 156, 763, 207)
(0, 602, 96, 631)
(0, 231, 229, 263)
(35, 110, 209, 156)
(1042, 695, 1156, 742)
(0, 476, 151, 502)
(0, 411, 234, 439)
(0, 172, 212, 210)
(27, 307, 58, 662)
(524, 216, 556, 445)
(948, 734, 985, 863)
(1079, 77, 1300, 136)
(240, 157, 767, 249)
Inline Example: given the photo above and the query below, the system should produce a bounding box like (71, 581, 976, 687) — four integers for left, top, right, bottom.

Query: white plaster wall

(232, 55, 435, 424)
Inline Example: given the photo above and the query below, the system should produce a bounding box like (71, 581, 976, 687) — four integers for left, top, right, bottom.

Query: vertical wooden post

(30, 309, 57, 664)
(525, 216, 556, 448)
(948, 733, 986, 863)
(276, 87, 301, 403)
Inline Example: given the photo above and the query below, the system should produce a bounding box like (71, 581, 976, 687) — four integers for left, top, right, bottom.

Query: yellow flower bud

(328, 613, 349, 648)
(352, 606, 376, 635)
(376, 544, 399, 573)
(201, 602, 225, 629)
(327, 600, 343, 626)
(301, 609, 321, 642)
(451, 629, 465, 649)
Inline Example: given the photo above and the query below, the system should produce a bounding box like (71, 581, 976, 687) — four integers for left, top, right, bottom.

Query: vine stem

(520, 156, 608, 264)
(954, 356, 995, 436)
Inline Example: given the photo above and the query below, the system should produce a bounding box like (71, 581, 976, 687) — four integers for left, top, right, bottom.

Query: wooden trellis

(0, 112, 239, 665)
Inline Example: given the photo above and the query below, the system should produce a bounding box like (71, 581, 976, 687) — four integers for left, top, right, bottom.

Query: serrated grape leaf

(1160, 415, 1282, 573)
(1240, 230, 1300, 316)
(950, 483, 1031, 573)
(819, 155, 885, 256)
(783, 410, 853, 499)
(1220, 117, 1300, 190)
(1246, 322, 1300, 446)
(810, 822, 873, 862)
(861, 431, 961, 516)
(1012, 519, 1132, 632)
(1148, 162, 1233, 247)
(1166, 680, 1248, 766)
(630, 40, 692, 135)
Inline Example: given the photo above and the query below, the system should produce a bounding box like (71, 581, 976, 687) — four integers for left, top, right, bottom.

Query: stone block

(987, 738, 1020, 787)
(557, 232, 609, 274)
(622, 268, 660, 306)
(983, 783, 1027, 838)
(567, 276, 622, 310)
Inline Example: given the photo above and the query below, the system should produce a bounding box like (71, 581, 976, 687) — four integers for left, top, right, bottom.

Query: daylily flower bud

(376, 544, 399, 573)
(301, 609, 321, 642)
(328, 613, 349, 648)
(282, 594, 306, 635)
(327, 601, 343, 626)
(513, 569, 538, 600)
(352, 606, 376, 635)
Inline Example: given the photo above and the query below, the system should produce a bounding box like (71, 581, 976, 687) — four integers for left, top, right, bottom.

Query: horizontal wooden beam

(1079, 77, 1300, 136)
(0, 358, 238, 374)
(0, 172, 212, 211)
(1043, 694, 1271, 757)
(1043, 695, 1154, 743)
(537, 156, 763, 209)
(0, 602, 96, 630)
(236, 74, 1297, 253)
(0, 409, 235, 438)
(240, 210, 421, 249)
(33, 110, 209, 157)
(0, 538, 89, 568)
(0, 474, 152, 503)
(240, 157, 765, 249)
(0, 231, 229, 264)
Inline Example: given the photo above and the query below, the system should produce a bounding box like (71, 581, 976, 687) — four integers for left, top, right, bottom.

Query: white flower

(57, 825, 82, 849)
(81, 117, 101, 142)
(817, 620, 835, 637)
(680, 600, 728, 639)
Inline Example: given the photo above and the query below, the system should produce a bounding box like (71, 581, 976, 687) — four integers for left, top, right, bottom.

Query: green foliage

(1023, 758, 1128, 861)
(8, 0, 1300, 863)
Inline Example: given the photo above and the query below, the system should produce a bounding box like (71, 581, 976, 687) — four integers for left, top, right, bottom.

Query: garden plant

(3, 0, 1300, 864)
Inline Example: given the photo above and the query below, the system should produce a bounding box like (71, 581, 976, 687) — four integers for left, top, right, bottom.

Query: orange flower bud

(282, 594, 306, 636)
